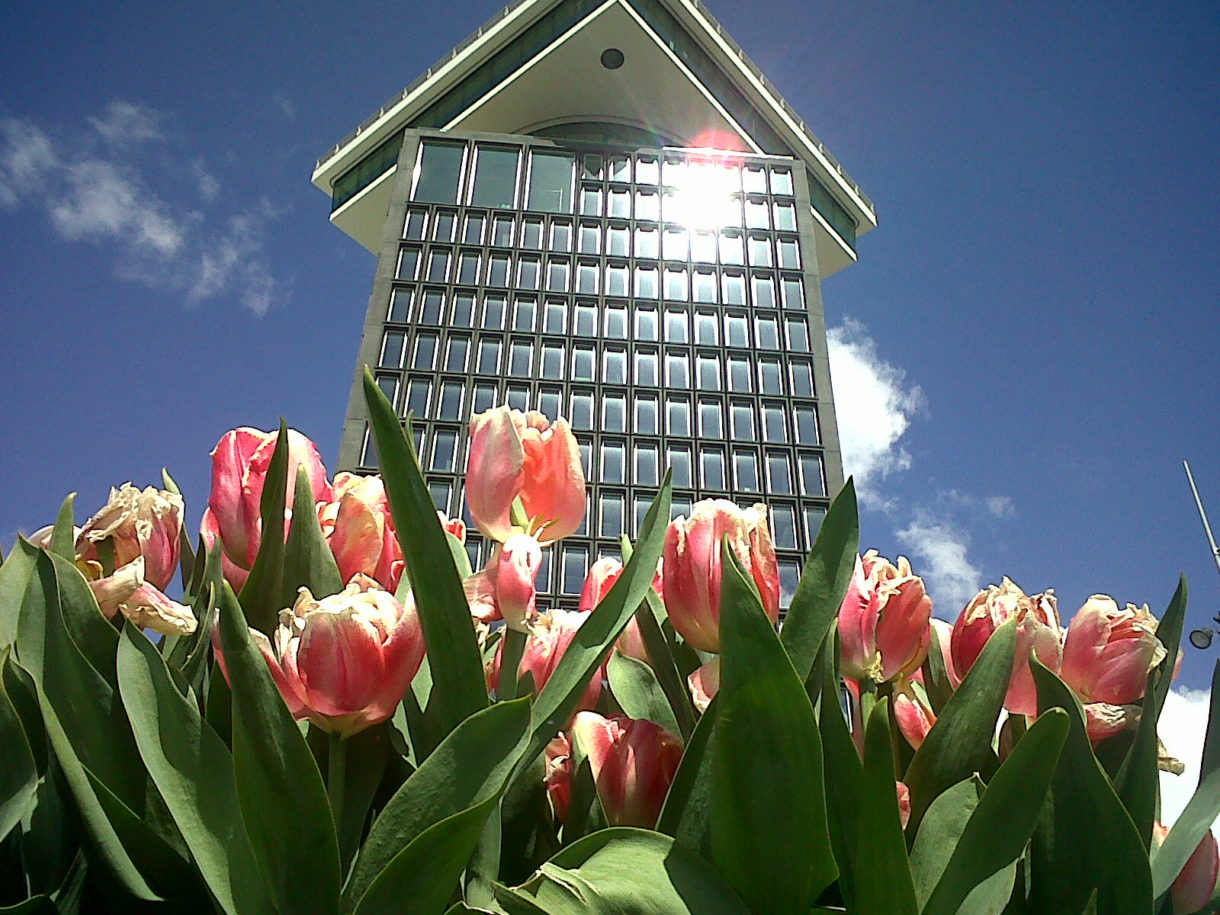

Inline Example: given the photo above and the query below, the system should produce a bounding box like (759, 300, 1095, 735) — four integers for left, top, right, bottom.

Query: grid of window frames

(358, 133, 831, 608)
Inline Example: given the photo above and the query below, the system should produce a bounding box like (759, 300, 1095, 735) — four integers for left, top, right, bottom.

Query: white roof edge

(311, 0, 875, 235)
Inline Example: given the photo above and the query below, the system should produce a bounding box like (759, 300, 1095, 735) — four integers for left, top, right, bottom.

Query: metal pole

(1185, 461, 1220, 581)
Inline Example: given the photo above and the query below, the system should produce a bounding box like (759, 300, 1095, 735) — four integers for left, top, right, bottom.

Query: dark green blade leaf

(117, 625, 272, 915)
(47, 494, 76, 561)
(216, 584, 341, 913)
(904, 616, 1016, 832)
(1029, 658, 1152, 914)
(606, 652, 681, 738)
(354, 799, 500, 915)
(920, 624, 954, 714)
(656, 694, 718, 861)
(0, 653, 38, 842)
(161, 468, 196, 588)
(854, 698, 918, 915)
(346, 697, 532, 908)
(780, 478, 859, 684)
(1202, 659, 1220, 781)
(525, 475, 671, 759)
(922, 708, 1068, 915)
(238, 419, 292, 635)
(507, 828, 749, 914)
(47, 551, 119, 685)
(362, 368, 488, 739)
(635, 591, 696, 740)
(711, 541, 836, 911)
(0, 539, 40, 650)
(819, 642, 864, 910)
(1152, 576, 1188, 714)
(337, 724, 390, 871)
(281, 466, 344, 600)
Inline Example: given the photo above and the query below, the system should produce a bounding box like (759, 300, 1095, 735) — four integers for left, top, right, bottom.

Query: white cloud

(984, 495, 1016, 518)
(273, 94, 298, 121)
(827, 317, 926, 506)
(896, 511, 984, 612)
(88, 100, 163, 147)
(1159, 687, 1220, 831)
(0, 103, 278, 315)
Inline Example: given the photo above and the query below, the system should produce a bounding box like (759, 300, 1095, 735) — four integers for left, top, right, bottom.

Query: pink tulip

(951, 578, 1062, 717)
(76, 484, 183, 591)
(466, 406, 585, 544)
(1154, 823, 1220, 915)
(438, 511, 466, 543)
(544, 734, 572, 824)
(464, 531, 544, 631)
(569, 712, 683, 828)
(214, 574, 424, 737)
(897, 781, 912, 831)
(83, 555, 197, 637)
(200, 427, 332, 590)
(317, 472, 403, 591)
(893, 677, 936, 750)
(1060, 596, 1166, 706)
(487, 608, 601, 710)
(688, 657, 720, 713)
(580, 556, 664, 663)
(838, 550, 932, 683)
(662, 500, 779, 653)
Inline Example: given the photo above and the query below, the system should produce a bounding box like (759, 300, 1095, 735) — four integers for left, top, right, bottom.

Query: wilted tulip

(215, 574, 424, 737)
(838, 550, 932, 683)
(1154, 823, 1220, 915)
(76, 484, 183, 591)
(951, 578, 1062, 717)
(487, 608, 601, 710)
(466, 406, 585, 545)
(662, 500, 780, 653)
(317, 472, 403, 591)
(465, 531, 544, 631)
(84, 555, 197, 637)
(201, 427, 332, 590)
(569, 712, 683, 828)
(1060, 596, 1166, 706)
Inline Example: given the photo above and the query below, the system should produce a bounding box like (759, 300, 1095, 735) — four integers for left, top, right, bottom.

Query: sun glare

(665, 153, 742, 231)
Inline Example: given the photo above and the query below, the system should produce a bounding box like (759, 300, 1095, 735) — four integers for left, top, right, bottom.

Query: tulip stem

(500, 627, 528, 701)
(328, 732, 347, 823)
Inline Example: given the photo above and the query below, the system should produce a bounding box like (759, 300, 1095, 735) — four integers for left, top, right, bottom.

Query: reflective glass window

(608, 187, 631, 218)
(469, 145, 518, 208)
(756, 314, 781, 349)
(419, 290, 444, 323)
(731, 402, 755, 440)
(782, 276, 804, 309)
(451, 292, 475, 326)
(562, 547, 587, 595)
(413, 141, 464, 203)
(388, 287, 413, 322)
(445, 336, 469, 372)
(476, 339, 501, 374)
(635, 305, 659, 341)
(774, 201, 797, 231)
(607, 224, 630, 256)
(577, 261, 599, 294)
(727, 356, 752, 393)
(405, 378, 430, 416)
(635, 444, 659, 486)
(505, 384, 528, 411)
(583, 154, 604, 180)
(794, 406, 819, 444)
(771, 503, 797, 549)
(693, 269, 717, 303)
(432, 430, 458, 472)
(570, 390, 594, 430)
(481, 294, 506, 329)
(635, 349, 659, 386)
(668, 445, 692, 487)
(600, 492, 624, 537)
(380, 331, 405, 367)
(491, 214, 514, 246)
(581, 185, 602, 216)
(521, 218, 543, 249)
(745, 197, 769, 229)
(778, 237, 801, 268)
(462, 213, 485, 244)
(800, 454, 826, 496)
(457, 250, 480, 284)
(426, 248, 450, 282)
(538, 387, 562, 419)
(517, 256, 540, 290)
(664, 308, 688, 343)
(636, 156, 659, 184)
(541, 342, 565, 377)
(663, 226, 689, 261)
(767, 452, 792, 493)
(601, 442, 625, 484)
(549, 220, 572, 251)
(604, 347, 628, 384)
(762, 403, 787, 442)
(752, 274, 776, 308)
(603, 393, 626, 432)
(719, 230, 744, 265)
(721, 272, 745, 306)
(664, 266, 688, 301)
(791, 361, 815, 397)
(572, 345, 595, 381)
(635, 265, 659, 299)
(770, 168, 794, 195)
(635, 225, 659, 259)
(579, 222, 600, 254)
(734, 449, 759, 491)
(636, 394, 659, 435)
(396, 246, 420, 280)
(546, 259, 570, 291)
(431, 211, 456, 241)
(606, 263, 629, 297)
(725, 312, 749, 347)
(512, 296, 536, 331)
(404, 208, 427, 239)
(473, 382, 498, 413)
(667, 396, 691, 436)
(608, 155, 631, 182)
(690, 231, 716, 264)
(412, 332, 437, 369)
(429, 481, 451, 512)
(748, 234, 772, 267)
(509, 340, 533, 377)
(665, 352, 689, 388)
(698, 399, 722, 438)
(697, 354, 721, 391)
(605, 305, 628, 339)
(701, 448, 726, 489)
(742, 165, 767, 193)
(634, 494, 654, 535)
(543, 299, 566, 333)
(487, 253, 510, 286)
(759, 359, 783, 394)
(695, 311, 719, 345)
(527, 151, 576, 213)
(438, 381, 463, 420)
(574, 302, 597, 336)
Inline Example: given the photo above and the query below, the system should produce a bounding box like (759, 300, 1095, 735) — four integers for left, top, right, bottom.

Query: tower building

(312, 0, 876, 605)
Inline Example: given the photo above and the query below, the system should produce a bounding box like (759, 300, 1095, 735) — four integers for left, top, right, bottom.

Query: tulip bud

(466, 407, 585, 545)
(1154, 823, 1220, 915)
(1060, 596, 1166, 707)
(896, 781, 912, 831)
(201, 427, 332, 590)
(569, 712, 683, 828)
(950, 578, 1062, 716)
(317, 472, 403, 591)
(838, 550, 932, 683)
(214, 574, 424, 737)
(487, 609, 601, 710)
(662, 500, 779, 653)
(77, 484, 183, 591)
(893, 677, 936, 750)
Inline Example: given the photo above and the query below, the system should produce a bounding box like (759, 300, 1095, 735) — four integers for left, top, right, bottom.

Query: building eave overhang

(311, 0, 875, 236)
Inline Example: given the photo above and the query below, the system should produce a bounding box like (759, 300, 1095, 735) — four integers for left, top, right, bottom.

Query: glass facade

(346, 129, 836, 609)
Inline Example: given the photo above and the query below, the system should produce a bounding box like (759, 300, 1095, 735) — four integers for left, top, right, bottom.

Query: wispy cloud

(1159, 687, 1220, 830)
(272, 94, 298, 121)
(828, 317, 1013, 602)
(0, 100, 279, 315)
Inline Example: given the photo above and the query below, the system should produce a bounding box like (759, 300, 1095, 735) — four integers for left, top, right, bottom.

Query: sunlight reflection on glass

(665, 155, 741, 231)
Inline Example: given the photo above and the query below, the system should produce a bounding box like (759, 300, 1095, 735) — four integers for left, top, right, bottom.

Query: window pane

(606, 263, 629, 297)
(549, 220, 572, 251)
(562, 548, 587, 595)
(665, 352, 689, 388)
(574, 302, 597, 336)
(546, 259, 569, 291)
(635, 349, 659, 386)
(517, 256, 539, 290)
(756, 314, 780, 349)
(603, 394, 626, 432)
(719, 231, 744, 265)
(691, 231, 717, 264)
(663, 227, 689, 261)
(635, 265, 658, 299)
(745, 197, 769, 229)
(506, 385, 528, 410)
(473, 382, 498, 413)
(636, 395, 659, 435)
(778, 237, 801, 268)
(419, 290, 444, 324)
(748, 234, 772, 267)
(767, 453, 792, 493)
(635, 444, 659, 486)
(604, 347, 627, 384)
(721, 272, 745, 305)
(452, 292, 474, 326)
(477, 339, 501, 374)
(790, 361, 814, 397)
(577, 261, 599, 294)
(698, 400, 722, 438)
(404, 208, 427, 239)
(396, 246, 420, 280)
(734, 449, 759, 491)
(487, 252, 510, 286)
(772, 503, 797, 549)
(752, 274, 776, 308)
(731, 403, 755, 440)
(701, 449, 726, 490)
(412, 332, 437, 369)
(782, 275, 805, 310)
(600, 492, 624, 537)
(527, 151, 575, 213)
(405, 378, 430, 416)
(635, 225, 659, 259)
(601, 442, 625, 484)
(668, 445, 692, 487)
(432, 430, 458, 472)
(637, 156, 659, 184)
(380, 331, 405, 367)
(457, 250, 480, 284)
(579, 222, 600, 253)
(470, 145, 518, 208)
(763, 403, 787, 442)
(463, 213, 485, 244)
(521, 218, 543, 249)
(770, 168, 794, 195)
(800, 454, 826, 496)
(607, 224, 630, 256)
(774, 201, 797, 231)
(513, 296, 536, 331)
(539, 387, 561, 418)
(572, 345, 595, 381)
(697, 354, 721, 391)
(445, 336, 469, 371)
(635, 306, 658, 341)
(570, 391, 594, 430)
(608, 187, 630, 218)
(544, 299, 566, 333)
(541, 342, 565, 376)
(388, 287, 413, 322)
(725, 312, 749, 348)
(664, 309, 688, 343)
(794, 406, 820, 444)
(492, 214, 514, 246)
(693, 269, 717, 303)
(727, 357, 752, 393)
(438, 381, 463, 420)
(667, 396, 691, 436)
(426, 249, 450, 282)
(413, 141, 464, 203)
(743, 165, 767, 194)
(482, 294, 506, 328)
(759, 359, 783, 394)
(509, 340, 532, 376)
(580, 185, 602, 216)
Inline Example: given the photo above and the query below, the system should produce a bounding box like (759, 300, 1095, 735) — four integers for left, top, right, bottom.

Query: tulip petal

(466, 407, 525, 543)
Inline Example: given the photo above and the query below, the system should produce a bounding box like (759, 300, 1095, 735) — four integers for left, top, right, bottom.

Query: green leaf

(0, 539, 40, 650)
(362, 368, 488, 741)
(47, 551, 119, 685)
(656, 694, 718, 861)
(355, 799, 500, 915)
(346, 697, 532, 909)
(818, 643, 865, 910)
(47, 494, 76, 561)
(506, 828, 748, 914)
(162, 468, 196, 588)
(635, 591, 697, 740)
(238, 419, 292, 635)
(710, 540, 836, 911)
(117, 625, 272, 914)
(606, 653, 680, 738)
(1029, 658, 1152, 914)
(854, 698, 918, 915)
(216, 584, 341, 913)
(1152, 742, 1220, 897)
(281, 466, 344, 600)
(1202, 659, 1220, 781)
(922, 708, 1068, 915)
(0, 653, 37, 842)
(780, 478, 859, 684)
(336, 724, 390, 871)
(920, 623, 955, 714)
(903, 616, 1016, 832)
(1151, 576, 1188, 715)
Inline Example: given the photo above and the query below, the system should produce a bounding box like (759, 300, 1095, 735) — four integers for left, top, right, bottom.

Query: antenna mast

(1185, 461, 1220, 649)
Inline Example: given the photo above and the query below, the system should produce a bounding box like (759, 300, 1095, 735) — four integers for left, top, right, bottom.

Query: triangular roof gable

(312, 0, 874, 241)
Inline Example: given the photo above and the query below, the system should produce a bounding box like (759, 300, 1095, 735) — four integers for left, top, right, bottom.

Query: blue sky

(2, 0, 1218, 707)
